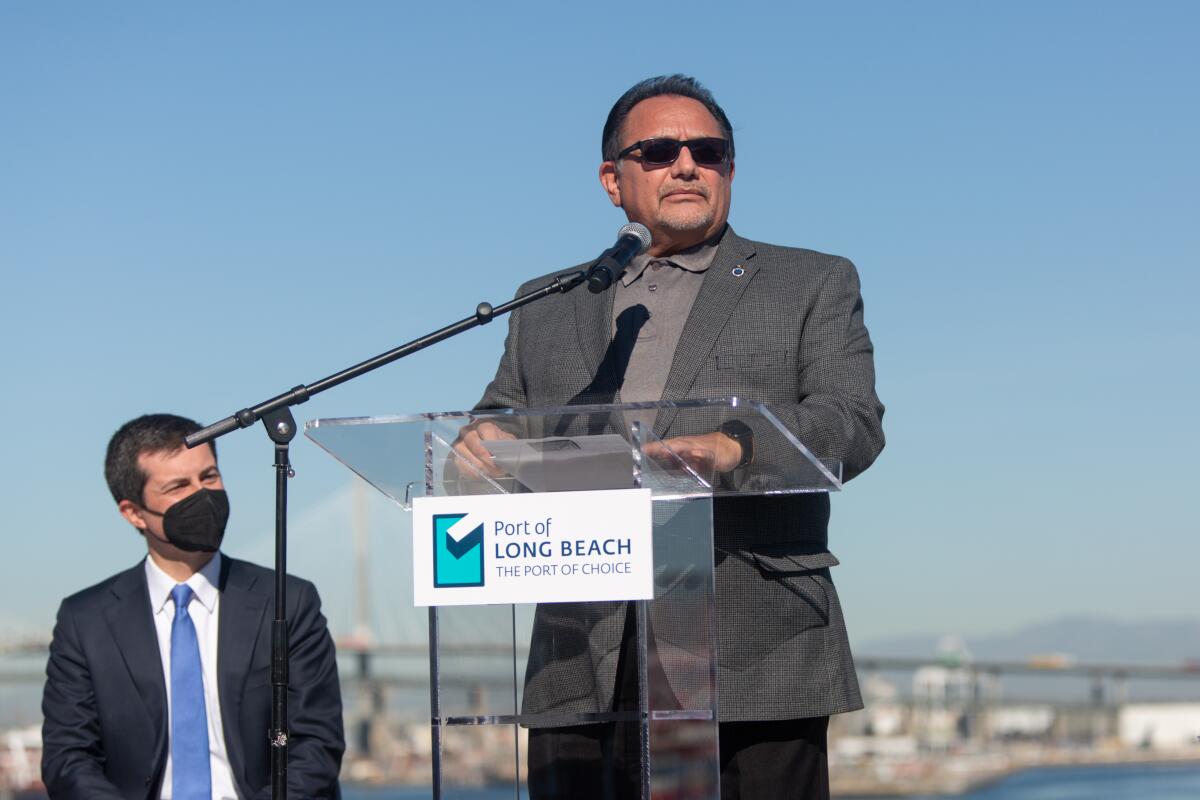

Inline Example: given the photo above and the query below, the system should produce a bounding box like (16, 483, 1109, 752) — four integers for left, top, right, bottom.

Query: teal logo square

(433, 513, 485, 588)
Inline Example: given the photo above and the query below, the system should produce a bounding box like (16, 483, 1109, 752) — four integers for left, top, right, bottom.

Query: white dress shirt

(145, 552, 241, 800)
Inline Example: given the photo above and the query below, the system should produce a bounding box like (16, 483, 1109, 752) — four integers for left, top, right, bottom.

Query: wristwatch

(718, 420, 754, 469)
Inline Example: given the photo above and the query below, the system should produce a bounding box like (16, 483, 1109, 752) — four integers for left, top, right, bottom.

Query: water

(341, 762, 1200, 799)
(866, 762, 1200, 800)
(343, 789, 519, 799)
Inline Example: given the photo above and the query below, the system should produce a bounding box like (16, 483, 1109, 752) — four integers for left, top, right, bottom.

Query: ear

(599, 161, 622, 207)
(118, 499, 149, 532)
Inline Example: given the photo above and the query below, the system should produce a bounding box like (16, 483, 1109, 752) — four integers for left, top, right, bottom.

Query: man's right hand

(451, 420, 517, 478)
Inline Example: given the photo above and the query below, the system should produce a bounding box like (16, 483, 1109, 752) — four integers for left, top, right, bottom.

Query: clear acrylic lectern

(306, 398, 841, 799)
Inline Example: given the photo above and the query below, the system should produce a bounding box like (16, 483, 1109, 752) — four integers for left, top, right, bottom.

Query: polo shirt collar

(620, 228, 723, 287)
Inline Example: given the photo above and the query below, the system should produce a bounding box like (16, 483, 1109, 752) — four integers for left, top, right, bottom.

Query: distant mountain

(854, 615, 1200, 665)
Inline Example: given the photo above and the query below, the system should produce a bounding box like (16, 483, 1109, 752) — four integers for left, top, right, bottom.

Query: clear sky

(1, 2, 1197, 650)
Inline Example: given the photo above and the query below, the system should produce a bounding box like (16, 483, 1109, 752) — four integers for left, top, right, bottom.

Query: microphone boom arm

(185, 269, 587, 449)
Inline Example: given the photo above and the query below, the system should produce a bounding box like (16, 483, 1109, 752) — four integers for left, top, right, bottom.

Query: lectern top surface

(305, 397, 840, 509)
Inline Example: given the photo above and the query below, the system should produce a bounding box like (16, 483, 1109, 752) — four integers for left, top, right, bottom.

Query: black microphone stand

(184, 269, 588, 800)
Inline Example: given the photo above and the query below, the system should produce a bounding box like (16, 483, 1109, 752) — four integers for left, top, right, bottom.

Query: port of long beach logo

(433, 513, 485, 587)
(411, 490, 653, 607)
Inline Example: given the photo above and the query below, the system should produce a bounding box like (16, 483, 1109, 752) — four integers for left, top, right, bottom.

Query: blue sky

(1, 2, 1197, 650)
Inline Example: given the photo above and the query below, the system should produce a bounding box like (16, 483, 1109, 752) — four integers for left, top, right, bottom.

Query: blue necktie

(170, 584, 212, 800)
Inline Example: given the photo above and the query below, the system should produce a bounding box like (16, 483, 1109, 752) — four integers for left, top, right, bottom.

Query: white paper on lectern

(482, 434, 633, 492)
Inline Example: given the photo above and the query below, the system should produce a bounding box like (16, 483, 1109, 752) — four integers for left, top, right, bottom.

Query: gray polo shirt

(611, 235, 720, 430)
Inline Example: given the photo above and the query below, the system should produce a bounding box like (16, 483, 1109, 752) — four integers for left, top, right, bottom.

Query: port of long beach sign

(411, 489, 653, 607)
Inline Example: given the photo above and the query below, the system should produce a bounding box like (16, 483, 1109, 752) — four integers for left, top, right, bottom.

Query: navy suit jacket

(41, 556, 344, 799)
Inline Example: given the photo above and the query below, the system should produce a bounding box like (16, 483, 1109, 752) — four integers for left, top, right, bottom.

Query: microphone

(586, 222, 653, 293)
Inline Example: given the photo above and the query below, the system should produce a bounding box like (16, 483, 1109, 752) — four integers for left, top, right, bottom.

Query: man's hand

(643, 431, 742, 475)
(451, 420, 517, 478)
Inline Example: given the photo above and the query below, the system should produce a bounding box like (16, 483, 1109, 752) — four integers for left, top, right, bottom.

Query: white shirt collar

(144, 551, 222, 616)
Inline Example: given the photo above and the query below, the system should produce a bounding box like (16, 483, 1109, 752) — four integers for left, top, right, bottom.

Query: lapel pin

(732, 265, 746, 277)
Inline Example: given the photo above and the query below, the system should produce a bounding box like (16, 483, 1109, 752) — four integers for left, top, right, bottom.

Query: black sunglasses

(616, 137, 730, 167)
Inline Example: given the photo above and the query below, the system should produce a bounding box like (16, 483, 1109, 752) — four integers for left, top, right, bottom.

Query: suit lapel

(216, 557, 269, 778)
(103, 564, 167, 741)
(655, 228, 758, 435)
(574, 276, 616, 393)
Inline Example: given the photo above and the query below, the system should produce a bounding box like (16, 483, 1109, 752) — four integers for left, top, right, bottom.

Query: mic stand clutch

(184, 267, 589, 800)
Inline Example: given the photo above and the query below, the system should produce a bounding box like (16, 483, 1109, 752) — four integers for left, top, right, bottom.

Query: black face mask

(142, 488, 230, 552)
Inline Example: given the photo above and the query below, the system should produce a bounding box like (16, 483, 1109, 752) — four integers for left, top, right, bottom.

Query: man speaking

(455, 74, 885, 799)
(41, 414, 344, 798)
(453, 73, 888, 796)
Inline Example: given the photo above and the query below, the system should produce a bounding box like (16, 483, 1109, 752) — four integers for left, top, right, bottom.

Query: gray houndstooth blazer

(475, 225, 884, 722)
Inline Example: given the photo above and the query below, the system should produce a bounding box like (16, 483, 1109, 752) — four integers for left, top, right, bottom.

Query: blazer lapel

(574, 278, 615, 392)
(103, 565, 167, 743)
(216, 558, 269, 775)
(655, 228, 759, 435)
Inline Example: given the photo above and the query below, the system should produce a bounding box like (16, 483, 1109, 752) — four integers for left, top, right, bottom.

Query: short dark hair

(601, 74, 735, 162)
(104, 414, 213, 505)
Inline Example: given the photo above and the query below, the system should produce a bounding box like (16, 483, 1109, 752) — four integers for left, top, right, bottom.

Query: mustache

(659, 182, 710, 200)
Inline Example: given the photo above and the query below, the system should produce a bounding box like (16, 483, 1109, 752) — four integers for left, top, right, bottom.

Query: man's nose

(670, 144, 700, 177)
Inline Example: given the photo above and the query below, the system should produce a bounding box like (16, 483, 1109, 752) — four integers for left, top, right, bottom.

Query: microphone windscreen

(619, 222, 653, 254)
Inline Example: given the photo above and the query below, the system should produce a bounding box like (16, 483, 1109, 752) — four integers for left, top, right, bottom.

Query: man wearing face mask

(41, 414, 344, 799)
